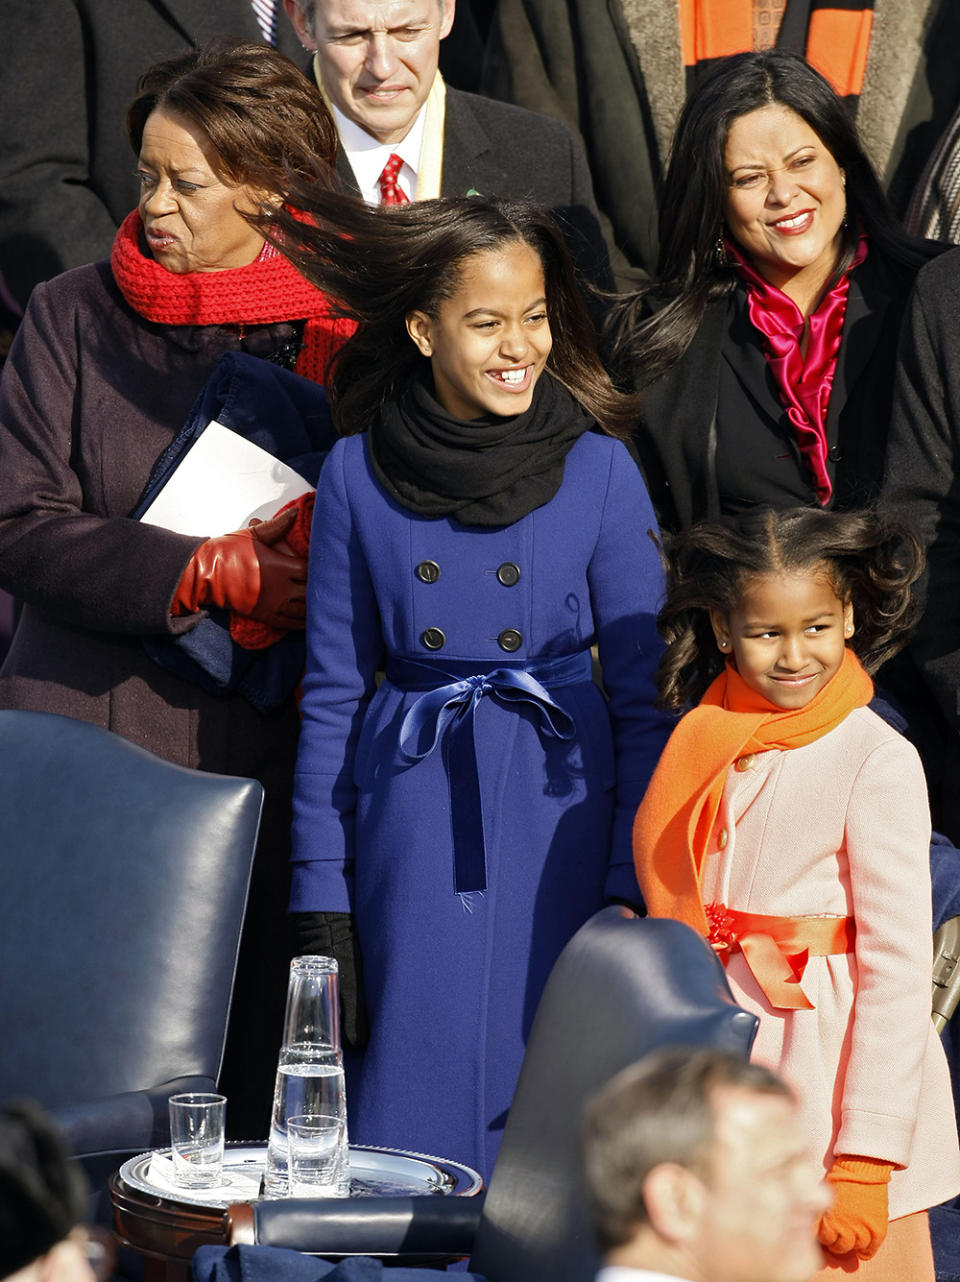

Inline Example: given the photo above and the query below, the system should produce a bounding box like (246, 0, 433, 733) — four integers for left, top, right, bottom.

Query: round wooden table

(110, 1142, 483, 1282)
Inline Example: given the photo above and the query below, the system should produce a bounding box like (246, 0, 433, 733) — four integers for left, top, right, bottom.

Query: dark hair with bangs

(126, 38, 338, 193)
(606, 50, 941, 390)
(655, 505, 924, 710)
(260, 190, 638, 437)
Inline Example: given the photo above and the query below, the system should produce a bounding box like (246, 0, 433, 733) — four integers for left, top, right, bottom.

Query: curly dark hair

(655, 506, 924, 711)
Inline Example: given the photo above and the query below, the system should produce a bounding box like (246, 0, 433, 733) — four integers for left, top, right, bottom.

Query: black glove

(291, 911, 369, 1050)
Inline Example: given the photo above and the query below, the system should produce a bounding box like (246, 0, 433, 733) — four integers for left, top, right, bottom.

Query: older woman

(0, 40, 353, 1134)
(608, 51, 941, 535)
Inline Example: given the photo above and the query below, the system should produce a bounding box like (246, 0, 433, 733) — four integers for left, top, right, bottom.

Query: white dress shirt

(331, 102, 427, 204)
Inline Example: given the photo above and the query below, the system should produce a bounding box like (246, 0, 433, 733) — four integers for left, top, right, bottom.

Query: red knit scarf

(728, 236, 868, 504)
(633, 649, 873, 934)
(110, 210, 356, 383)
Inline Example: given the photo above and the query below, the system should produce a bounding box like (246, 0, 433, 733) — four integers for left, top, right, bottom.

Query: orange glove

(818, 1155, 894, 1259)
(172, 508, 307, 630)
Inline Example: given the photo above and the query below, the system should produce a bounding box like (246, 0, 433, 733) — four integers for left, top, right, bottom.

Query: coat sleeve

(0, 1, 119, 309)
(290, 440, 382, 913)
(883, 256, 960, 734)
(0, 279, 208, 634)
(835, 735, 934, 1165)
(587, 441, 673, 903)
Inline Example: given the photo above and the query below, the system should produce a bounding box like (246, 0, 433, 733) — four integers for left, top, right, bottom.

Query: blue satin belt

(385, 650, 593, 895)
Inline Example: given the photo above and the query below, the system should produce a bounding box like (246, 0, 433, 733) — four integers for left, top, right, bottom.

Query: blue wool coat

(291, 428, 669, 1180)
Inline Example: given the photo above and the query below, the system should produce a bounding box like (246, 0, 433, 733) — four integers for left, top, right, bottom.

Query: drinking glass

(168, 1093, 226, 1188)
(287, 1113, 346, 1196)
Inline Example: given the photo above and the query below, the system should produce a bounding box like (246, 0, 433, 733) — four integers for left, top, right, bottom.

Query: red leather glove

(818, 1155, 894, 1259)
(231, 492, 314, 649)
(172, 508, 307, 630)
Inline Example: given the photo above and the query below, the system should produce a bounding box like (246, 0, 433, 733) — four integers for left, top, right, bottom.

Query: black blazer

(334, 88, 613, 291)
(633, 252, 915, 533)
(0, 0, 303, 309)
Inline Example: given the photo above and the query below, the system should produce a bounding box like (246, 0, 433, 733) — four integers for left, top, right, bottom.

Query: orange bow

(705, 904, 855, 1009)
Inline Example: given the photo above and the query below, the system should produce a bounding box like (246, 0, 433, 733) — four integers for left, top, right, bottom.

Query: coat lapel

(335, 147, 363, 197)
(825, 259, 890, 444)
(438, 92, 488, 196)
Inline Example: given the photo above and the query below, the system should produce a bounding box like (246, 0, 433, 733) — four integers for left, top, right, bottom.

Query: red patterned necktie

(378, 153, 409, 205)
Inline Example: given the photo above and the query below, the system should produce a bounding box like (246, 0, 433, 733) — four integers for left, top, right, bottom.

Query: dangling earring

(715, 233, 727, 266)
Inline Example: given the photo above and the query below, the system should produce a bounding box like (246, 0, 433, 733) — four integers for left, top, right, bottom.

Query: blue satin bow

(386, 652, 592, 895)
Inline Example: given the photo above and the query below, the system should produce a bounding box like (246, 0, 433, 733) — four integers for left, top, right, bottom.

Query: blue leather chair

(224, 908, 758, 1282)
(0, 708, 263, 1168)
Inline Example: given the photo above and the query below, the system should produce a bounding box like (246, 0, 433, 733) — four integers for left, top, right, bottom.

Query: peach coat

(699, 705, 960, 1218)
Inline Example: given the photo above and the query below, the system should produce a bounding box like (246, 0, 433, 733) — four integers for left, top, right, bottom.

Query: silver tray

(117, 1142, 483, 1209)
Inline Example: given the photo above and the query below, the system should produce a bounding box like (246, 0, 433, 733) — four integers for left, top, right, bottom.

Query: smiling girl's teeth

(497, 368, 525, 384)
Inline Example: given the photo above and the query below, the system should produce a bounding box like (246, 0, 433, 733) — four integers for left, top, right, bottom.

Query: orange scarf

(633, 649, 873, 934)
(679, 1, 873, 101)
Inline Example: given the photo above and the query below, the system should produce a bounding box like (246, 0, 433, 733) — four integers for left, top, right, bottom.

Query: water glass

(287, 1113, 346, 1196)
(168, 1093, 226, 1188)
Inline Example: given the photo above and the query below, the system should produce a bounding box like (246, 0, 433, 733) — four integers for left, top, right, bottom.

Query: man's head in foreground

(581, 1047, 830, 1282)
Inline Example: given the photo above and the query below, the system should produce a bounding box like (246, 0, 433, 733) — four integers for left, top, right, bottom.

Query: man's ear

(284, 0, 315, 49)
(439, 0, 457, 41)
(406, 311, 434, 357)
(643, 1163, 706, 1245)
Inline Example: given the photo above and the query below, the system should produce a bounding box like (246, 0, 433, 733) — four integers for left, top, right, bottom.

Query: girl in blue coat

(278, 195, 670, 1180)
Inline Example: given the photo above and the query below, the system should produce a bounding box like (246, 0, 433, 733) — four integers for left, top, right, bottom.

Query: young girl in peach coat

(634, 506, 960, 1280)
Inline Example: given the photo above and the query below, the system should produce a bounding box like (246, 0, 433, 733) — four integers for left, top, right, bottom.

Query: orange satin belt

(704, 903, 856, 1010)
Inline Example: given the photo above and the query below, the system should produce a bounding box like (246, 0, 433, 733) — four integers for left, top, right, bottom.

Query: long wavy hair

(259, 190, 638, 437)
(606, 50, 942, 390)
(655, 506, 924, 711)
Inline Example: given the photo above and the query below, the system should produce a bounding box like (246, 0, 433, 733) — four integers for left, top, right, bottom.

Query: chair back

(470, 908, 758, 1282)
(0, 709, 263, 1112)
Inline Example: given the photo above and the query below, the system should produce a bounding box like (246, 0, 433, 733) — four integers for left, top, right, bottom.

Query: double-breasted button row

(415, 560, 521, 586)
(418, 627, 524, 652)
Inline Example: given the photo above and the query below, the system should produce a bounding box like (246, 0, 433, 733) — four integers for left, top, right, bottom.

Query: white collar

(596, 1267, 695, 1282)
(332, 101, 428, 205)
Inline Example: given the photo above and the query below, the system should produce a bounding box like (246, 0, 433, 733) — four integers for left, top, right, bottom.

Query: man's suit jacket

(0, 0, 303, 309)
(482, 0, 960, 277)
(335, 87, 613, 290)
